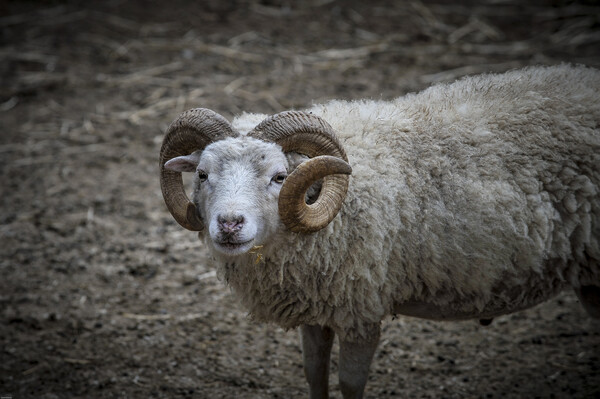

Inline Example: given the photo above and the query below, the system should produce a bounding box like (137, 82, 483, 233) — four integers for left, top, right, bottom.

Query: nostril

(218, 214, 245, 233)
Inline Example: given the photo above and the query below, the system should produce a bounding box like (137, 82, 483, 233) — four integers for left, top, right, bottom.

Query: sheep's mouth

(214, 238, 255, 255)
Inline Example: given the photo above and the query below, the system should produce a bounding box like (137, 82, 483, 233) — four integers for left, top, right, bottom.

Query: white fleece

(204, 65, 599, 341)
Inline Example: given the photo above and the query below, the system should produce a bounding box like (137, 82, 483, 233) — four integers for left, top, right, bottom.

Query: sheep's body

(214, 65, 600, 342)
(164, 64, 599, 398)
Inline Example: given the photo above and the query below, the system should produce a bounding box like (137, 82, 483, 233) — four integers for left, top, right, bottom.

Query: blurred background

(1, 0, 599, 398)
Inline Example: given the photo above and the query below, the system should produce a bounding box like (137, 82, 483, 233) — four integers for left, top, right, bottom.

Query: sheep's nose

(218, 214, 245, 234)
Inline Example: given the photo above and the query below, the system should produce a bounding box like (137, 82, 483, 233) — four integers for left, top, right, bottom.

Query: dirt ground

(1, 0, 599, 398)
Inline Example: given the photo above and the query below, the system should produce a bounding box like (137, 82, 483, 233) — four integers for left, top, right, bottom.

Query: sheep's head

(159, 108, 351, 256)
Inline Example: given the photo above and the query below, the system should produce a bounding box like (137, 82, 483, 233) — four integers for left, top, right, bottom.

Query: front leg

(338, 323, 381, 399)
(301, 324, 335, 399)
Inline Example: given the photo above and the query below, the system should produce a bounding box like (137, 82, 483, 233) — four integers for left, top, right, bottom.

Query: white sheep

(159, 64, 600, 399)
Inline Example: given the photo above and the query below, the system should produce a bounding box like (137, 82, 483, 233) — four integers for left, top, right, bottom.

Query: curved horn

(248, 111, 351, 233)
(159, 108, 237, 231)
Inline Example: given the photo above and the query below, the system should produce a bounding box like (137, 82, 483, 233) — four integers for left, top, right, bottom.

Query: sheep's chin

(212, 239, 255, 256)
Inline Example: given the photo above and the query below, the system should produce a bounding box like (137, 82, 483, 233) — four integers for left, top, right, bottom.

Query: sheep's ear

(164, 154, 200, 173)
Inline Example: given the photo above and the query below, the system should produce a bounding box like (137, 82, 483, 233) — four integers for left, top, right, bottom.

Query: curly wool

(209, 65, 599, 341)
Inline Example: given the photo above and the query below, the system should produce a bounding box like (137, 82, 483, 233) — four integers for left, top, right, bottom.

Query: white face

(164, 137, 290, 256)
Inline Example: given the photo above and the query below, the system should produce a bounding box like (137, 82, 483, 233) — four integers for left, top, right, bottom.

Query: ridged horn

(159, 108, 237, 231)
(248, 111, 351, 233)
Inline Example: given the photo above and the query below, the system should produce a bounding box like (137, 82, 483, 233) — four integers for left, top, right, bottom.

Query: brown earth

(1, 1, 599, 398)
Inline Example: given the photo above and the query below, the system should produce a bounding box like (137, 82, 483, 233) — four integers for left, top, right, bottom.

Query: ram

(159, 64, 599, 399)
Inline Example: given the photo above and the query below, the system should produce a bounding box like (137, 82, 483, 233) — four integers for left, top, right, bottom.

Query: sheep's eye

(198, 170, 208, 182)
(272, 173, 286, 184)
